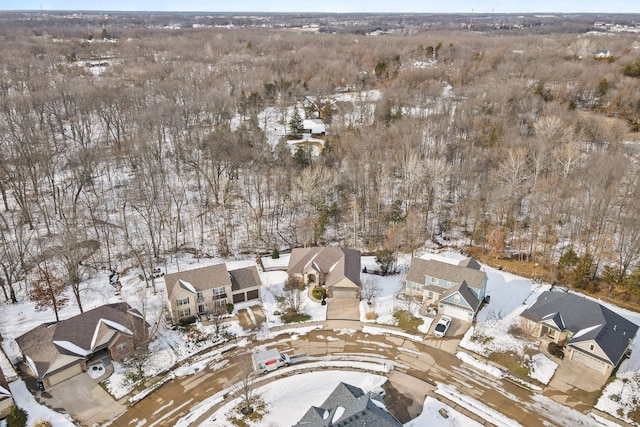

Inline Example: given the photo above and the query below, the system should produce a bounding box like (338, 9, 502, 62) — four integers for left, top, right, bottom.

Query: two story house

(164, 264, 262, 324)
(405, 257, 487, 321)
(288, 247, 361, 299)
(520, 291, 638, 375)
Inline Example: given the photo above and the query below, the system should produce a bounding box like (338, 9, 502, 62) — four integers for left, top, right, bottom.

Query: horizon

(1, 0, 639, 14)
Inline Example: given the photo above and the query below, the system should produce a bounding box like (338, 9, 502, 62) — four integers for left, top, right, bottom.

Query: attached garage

(233, 293, 246, 303)
(569, 348, 610, 374)
(45, 363, 84, 388)
(442, 304, 473, 321)
(330, 287, 358, 299)
(247, 289, 259, 300)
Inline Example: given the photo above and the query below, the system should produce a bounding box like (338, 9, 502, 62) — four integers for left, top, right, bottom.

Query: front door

(198, 304, 205, 314)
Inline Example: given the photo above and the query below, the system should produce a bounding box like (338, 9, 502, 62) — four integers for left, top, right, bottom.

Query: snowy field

(2, 249, 640, 426)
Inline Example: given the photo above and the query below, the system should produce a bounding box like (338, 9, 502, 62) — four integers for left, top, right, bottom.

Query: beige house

(16, 303, 149, 390)
(521, 291, 638, 375)
(0, 368, 13, 419)
(288, 247, 361, 298)
(164, 264, 262, 324)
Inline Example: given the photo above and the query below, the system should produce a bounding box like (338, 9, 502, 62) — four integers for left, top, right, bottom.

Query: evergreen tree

(289, 106, 304, 136)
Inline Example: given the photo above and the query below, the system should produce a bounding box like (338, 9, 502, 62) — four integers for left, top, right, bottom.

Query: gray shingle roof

(164, 263, 232, 297)
(441, 280, 481, 310)
(405, 257, 486, 290)
(288, 247, 361, 288)
(294, 382, 403, 427)
(0, 367, 11, 398)
(521, 291, 638, 366)
(229, 266, 262, 291)
(16, 303, 147, 380)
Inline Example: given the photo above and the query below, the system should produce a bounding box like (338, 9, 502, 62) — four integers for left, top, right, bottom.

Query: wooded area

(1, 13, 640, 309)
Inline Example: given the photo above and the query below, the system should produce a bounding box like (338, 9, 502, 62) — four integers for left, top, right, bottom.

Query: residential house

(303, 119, 326, 135)
(594, 49, 611, 59)
(288, 247, 361, 298)
(405, 257, 487, 321)
(520, 291, 638, 375)
(294, 382, 403, 427)
(0, 367, 13, 419)
(16, 302, 149, 390)
(164, 264, 263, 324)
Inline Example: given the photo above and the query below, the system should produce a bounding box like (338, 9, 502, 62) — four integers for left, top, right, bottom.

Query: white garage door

(570, 349, 608, 373)
(331, 287, 358, 298)
(443, 304, 472, 321)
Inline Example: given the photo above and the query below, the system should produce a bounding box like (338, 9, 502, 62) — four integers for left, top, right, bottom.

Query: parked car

(433, 316, 452, 338)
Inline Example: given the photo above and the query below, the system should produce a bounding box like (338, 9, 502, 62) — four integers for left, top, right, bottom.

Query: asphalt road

(109, 326, 595, 427)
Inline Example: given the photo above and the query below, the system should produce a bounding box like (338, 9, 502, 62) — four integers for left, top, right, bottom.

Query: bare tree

(361, 276, 381, 305)
(232, 366, 257, 415)
(30, 263, 69, 322)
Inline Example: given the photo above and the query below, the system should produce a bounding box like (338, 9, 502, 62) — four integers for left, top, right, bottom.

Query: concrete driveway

(325, 297, 361, 329)
(44, 373, 125, 426)
(546, 358, 608, 409)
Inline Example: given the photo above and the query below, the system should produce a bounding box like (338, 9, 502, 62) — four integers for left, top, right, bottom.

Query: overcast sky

(2, 0, 639, 14)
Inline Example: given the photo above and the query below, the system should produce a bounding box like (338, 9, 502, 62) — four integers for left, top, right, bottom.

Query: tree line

(1, 22, 640, 312)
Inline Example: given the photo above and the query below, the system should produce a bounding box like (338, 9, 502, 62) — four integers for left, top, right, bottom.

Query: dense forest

(1, 13, 640, 311)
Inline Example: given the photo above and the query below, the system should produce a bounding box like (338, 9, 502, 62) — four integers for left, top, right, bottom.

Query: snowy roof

(293, 382, 402, 427)
(288, 247, 361, 288)
(16, 303, 148, 380)
(406, 257, 486, 290)
(229, 265, 262, 292)
(164, 263, 232, 298)
(521, 291, 639, 366)
(0, 367, 11, 398)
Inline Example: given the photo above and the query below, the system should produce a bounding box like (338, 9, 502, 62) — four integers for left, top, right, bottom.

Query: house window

(178, 308, 191, 318)
(430, 277, 437, 284)
(590, 344, 595, 351)
(196, 291, 203, 301)
(177, 297, 189, 306)
(454, 295, 460, 303)
(428, 291, 434, 298)
(117, 342, 128, 353)
(214, 287, 225, 296)
(215, 299, 226, 308)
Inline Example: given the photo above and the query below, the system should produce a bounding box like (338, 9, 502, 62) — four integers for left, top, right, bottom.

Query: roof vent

(614, 325, 617, 331)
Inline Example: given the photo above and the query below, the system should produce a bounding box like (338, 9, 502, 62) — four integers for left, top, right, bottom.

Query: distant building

(593, 49, 611, 59)
(303, 119, 326, 135)
(520, 291, 638, 375)
(288, 247, 361, 298)
(294, 382, 403, 427)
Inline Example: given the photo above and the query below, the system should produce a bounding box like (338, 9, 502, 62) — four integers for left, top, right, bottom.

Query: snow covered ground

(177, 369, 484, 427)
(359, 255, 434, 334)
(2, 249, 640, 426)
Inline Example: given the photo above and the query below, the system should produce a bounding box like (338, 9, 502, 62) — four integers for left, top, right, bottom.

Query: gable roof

(229, 265, 262, 292)
(288, 247, 361, 288)
(441, 280, 481, 311)
(294, 382, 403, 427)
(521, 291, 638, 366)
(406, 257, 486, 290)
(0, 367, 11, 399)
(164, 263, 232, 298)
(16, 302, 146, 380)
